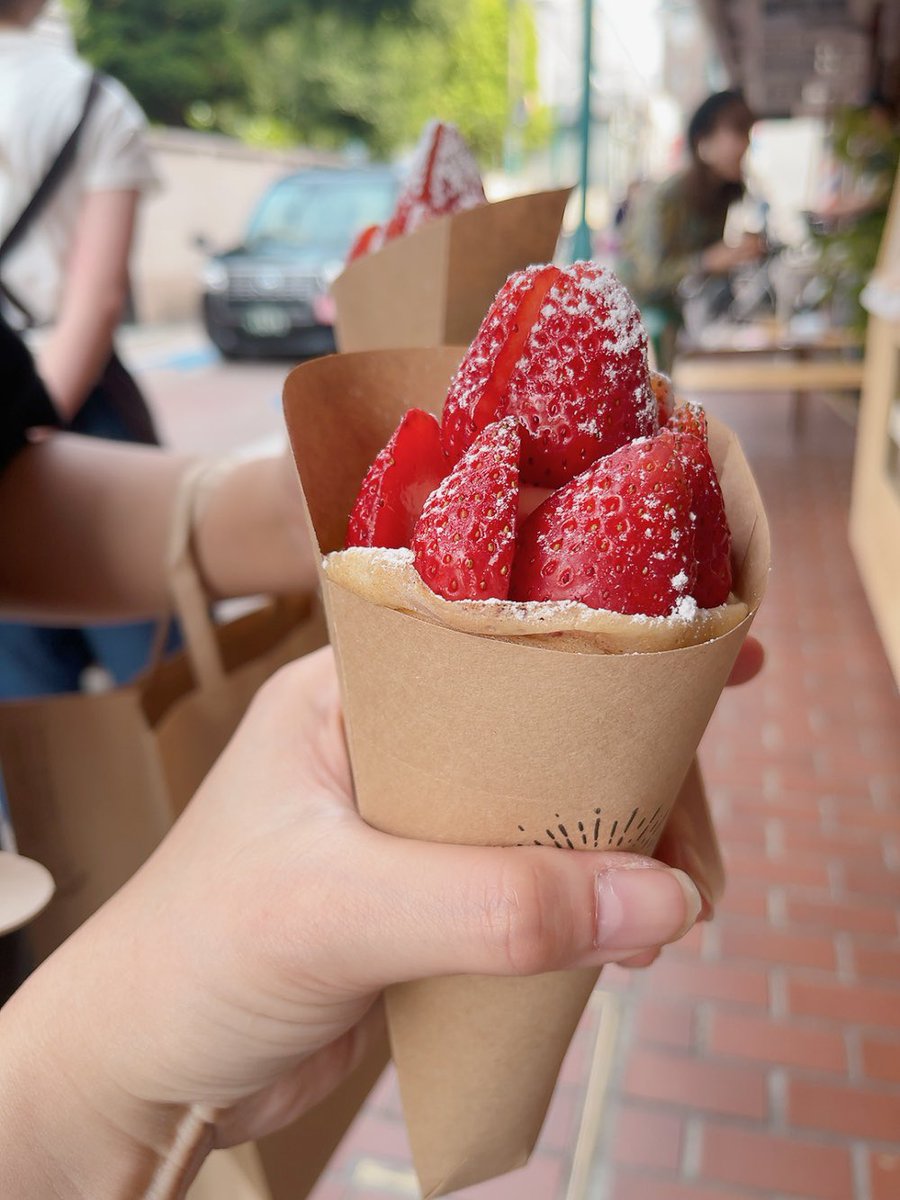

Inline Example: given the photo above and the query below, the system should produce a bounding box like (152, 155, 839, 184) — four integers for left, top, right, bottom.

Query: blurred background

(17, 3, 900, 1199)
(39, 0, 899, 333)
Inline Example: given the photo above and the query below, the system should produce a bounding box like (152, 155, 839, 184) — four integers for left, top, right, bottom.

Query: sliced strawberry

(508, 262, 657, 485)
(413, 417, 520, 600)
(441, 261, 657, 488)
(510, 434, 696, 617)
(346, 409, 447, 549)
(441, 265, 562, 465)
(667, 400, 708, 442)
(650, 370, 674, 424)
(384, 120, 486, 242)
(347, 223, 384, 264)
(665, 430, 731, 607)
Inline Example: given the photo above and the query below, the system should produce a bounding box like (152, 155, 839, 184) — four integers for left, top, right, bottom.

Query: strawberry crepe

(347, 120, 486, 264)
(332, 135, 570, 354)
(284, 271, 769, 1198)
(326, 262, 748, 653)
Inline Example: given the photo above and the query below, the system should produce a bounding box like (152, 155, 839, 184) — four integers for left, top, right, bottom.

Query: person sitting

(617, 90, 764, 371)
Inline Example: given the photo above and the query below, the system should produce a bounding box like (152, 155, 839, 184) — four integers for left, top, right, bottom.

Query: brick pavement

(305, 387, 900, 1200)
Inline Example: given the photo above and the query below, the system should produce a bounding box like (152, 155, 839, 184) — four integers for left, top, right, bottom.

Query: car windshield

(246, 175, 396, 250)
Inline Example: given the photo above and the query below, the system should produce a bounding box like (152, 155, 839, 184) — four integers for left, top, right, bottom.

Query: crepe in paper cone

(284, 348, 769, 1197)
(331, 188, 571, 352)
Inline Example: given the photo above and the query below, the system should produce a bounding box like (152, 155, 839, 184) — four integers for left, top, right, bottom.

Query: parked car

(200, 165, 399, 359)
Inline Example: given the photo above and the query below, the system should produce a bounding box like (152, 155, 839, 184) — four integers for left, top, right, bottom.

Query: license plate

(242, 305, 291, 337)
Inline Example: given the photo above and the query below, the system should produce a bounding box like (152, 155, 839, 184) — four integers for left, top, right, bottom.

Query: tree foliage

(64, 0, 245, 127)
(66, 0, 549, 163)
(812, 104, 900, 329)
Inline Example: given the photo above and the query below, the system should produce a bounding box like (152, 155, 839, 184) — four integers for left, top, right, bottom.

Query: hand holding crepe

(0, 646, 761, 1194)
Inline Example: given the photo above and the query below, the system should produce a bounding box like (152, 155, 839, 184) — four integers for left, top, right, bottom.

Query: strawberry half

(510, 433, 696, 617)
(346, 408, 447, 549)
(441, 261, 657, 488)
(384, 120, 486, 242)
(650, 370, 674, 424)
(413, 417, 520, 600)
(665, 429, 731, 608)
(441, 264, 562, 464)
(667, 400, 708, 442)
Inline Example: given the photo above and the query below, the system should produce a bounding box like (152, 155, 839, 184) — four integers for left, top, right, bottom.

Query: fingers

(213, 1004, 386, 1148)
(617, 947, 662, 970)
(726, 636, 764, 687)
(322, 833, 701, 992)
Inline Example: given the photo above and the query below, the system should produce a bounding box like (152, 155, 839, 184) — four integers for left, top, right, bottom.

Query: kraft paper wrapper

(331, 187, 571, 352)
(283, 348, 769, 1197)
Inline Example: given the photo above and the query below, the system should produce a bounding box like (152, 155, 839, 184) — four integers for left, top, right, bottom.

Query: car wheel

(204, 320, 245, 360)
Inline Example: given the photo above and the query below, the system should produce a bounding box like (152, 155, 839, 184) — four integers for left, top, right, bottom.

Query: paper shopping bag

(0, 460, 385, 1200)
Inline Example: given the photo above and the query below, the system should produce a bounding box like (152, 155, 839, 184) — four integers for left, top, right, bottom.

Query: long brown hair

(683, 90, 754, 214)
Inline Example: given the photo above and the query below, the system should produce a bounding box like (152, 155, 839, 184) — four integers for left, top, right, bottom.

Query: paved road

(120, 322, 296, 458)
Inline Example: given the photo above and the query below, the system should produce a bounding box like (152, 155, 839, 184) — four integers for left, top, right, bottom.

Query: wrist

(0, 951, 204, 1200)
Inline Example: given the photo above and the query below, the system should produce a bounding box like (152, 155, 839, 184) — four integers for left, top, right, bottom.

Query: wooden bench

(672, 325, 865, 435)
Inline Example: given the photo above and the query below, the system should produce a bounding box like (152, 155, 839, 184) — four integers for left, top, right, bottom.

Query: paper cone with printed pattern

(284, 348, 769, 1197)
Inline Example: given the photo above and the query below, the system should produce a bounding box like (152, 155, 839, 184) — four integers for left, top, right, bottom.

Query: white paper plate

(0, 852, 55, 937)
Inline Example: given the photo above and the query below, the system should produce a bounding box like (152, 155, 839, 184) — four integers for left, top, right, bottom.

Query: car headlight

(201, 261, 229, 293)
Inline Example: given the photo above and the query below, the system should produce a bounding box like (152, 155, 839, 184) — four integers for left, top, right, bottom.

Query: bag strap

(154, 459, 302, 694)
(0, 72, 103, 325)
(165, 461, 235, 693)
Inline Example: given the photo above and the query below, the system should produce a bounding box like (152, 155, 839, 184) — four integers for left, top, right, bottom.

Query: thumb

(322, 828, 701, 991)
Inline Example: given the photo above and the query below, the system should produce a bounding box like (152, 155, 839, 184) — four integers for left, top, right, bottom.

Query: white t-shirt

(0, 28, 159, 325)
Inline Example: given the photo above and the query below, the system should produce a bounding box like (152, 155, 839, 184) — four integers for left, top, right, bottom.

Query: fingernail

(595, 865, 701, 951)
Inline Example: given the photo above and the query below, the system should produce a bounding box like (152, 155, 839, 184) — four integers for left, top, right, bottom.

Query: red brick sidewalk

(311, 389, 900, 1200)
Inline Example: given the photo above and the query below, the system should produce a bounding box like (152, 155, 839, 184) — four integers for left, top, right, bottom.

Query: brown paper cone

(331, 188, 571, 352)
(284, 349, 769, 1197)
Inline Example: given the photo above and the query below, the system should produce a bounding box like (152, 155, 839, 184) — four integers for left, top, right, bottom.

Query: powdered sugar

(550, 263, 647, 360)
(673, 595, 699, 620)
(390, 120, 486, 238)
(327, 546, 721, 627)
(444, 261, 657, 487)
(331, 546, 415, 569)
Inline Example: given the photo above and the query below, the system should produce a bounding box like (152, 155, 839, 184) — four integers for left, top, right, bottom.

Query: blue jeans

(0, 621, 175, 699)
(0, 356, 177, 700)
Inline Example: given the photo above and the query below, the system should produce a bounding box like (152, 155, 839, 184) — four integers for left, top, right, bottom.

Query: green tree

(429, 0, 511, 162)
(64, 0, 419, 128)
(66, 0, 551, 165)
(233, 0, 548, 164)
(230, 5, 443, 153)
(813, 104, 900, 329)
(64, 0, 245, 127)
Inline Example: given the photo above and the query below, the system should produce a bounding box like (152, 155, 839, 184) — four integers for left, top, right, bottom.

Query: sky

(597, 0, 665, 93)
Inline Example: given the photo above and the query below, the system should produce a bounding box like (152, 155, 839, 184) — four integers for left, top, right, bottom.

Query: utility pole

(572, 0, 594, 261)
(505, 0, 524, 176)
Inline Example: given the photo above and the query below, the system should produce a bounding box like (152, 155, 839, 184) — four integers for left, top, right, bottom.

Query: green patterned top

(616, 170, 732, 318)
